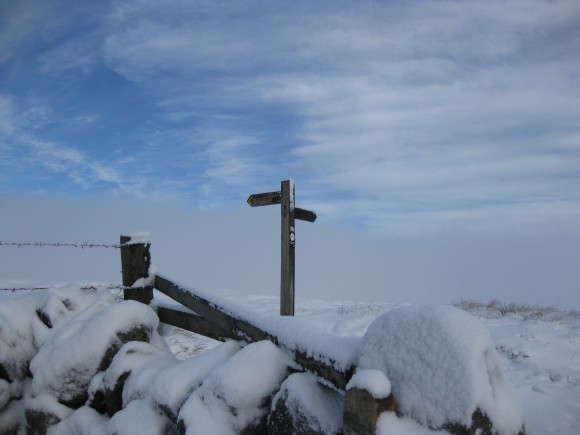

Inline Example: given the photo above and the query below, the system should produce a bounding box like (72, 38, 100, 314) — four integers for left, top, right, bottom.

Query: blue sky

(1, 0, 580, 307)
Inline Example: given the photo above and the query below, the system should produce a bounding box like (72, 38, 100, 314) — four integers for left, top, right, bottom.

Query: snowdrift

(0, 286, 525, 434)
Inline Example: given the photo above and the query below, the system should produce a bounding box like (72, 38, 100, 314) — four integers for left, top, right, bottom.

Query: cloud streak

(1, 0, 579, 234)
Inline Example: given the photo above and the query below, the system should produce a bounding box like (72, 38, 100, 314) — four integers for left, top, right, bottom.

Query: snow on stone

(151, 340, 241, 418)
(271, 372, 344, 434)
(359, 305, 525, 434)
(24, 392, 74, 424)
(120, 348, 178, 406)
(30, 296, 159, 403)
(346, 368, 391, 399)
(49, 406, 108, 435)
(376, 412, 451, 435)
(179, 340, 294, 434)
(0, 379, 10, 410)
(0, 297, 43, 381)
(0, 399, 26, 435)
(101, 340, 176, 400)
(0, 285, 104, 410)
(107, 398, 174, 435)
(2, 284, 578, 434)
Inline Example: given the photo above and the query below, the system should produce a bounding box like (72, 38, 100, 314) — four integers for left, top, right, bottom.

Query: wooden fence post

(343, 388, 395, 435)
(120, 235, 153, 304)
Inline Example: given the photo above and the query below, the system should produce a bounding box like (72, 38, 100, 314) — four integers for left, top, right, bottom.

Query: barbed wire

(0, 284, 125, 292)
(0, 241, 122, 249)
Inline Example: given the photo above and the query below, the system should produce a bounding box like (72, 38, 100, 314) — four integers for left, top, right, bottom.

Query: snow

(359, 305, 524, 434)
(151, 340, 240, 417)
(271, 372, 344, 434)
(122, 232, 151, 245)
(467, 306, 580, 435)
(107, 398, 173, 435)
(131, 273, 155, 288)
(1, 284, 579, 434)
(154, 282, 362, 371)
(24, 392, 74, 423)
(49, 406, 108, 435)
(30, 297, 159, 403)
(346, 368, 391, 399)
(178, 340, 295, 434)
(50, 400, 174, 435)
(376, 412, 451, 435)
(0, 379, 10, 409)
(100, 340, 176, 404)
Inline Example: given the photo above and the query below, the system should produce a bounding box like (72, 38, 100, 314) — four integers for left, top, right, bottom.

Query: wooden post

(343, 388, 396, 435)
(280, 180, 295, 316)
(120, 235, 153, 304)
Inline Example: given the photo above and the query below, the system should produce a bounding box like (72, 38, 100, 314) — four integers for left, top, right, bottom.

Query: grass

(453, 298, 580, 322)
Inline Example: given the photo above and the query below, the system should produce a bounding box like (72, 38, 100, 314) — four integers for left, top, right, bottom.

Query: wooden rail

(154, 274, 352, 390)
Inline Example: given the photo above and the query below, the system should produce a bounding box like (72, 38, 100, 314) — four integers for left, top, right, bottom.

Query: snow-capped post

(343, 369, 396, 435)
(247, 179, 316, 316)
(120, 234, 153, 304)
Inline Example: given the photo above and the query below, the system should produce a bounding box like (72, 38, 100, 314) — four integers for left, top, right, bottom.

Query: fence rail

(153, 274, 353, 390)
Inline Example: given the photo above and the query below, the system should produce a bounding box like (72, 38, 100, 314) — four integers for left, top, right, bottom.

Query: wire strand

(0, 241, 122, 249)
(0, 284, 125, 292)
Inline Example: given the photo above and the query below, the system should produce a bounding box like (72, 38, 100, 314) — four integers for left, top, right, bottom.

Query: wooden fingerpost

(280, 180, 296, 316)
(120, 234, 153, 304)
(247, 179, 316, 316)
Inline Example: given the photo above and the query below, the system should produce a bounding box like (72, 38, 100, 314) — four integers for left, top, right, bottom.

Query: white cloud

(2, 0, 579, 235)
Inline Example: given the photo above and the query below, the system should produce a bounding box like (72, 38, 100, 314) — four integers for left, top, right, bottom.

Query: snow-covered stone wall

(0, 286, 526, 435)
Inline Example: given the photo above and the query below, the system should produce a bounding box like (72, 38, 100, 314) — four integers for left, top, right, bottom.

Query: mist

(1, 195, 578, 310)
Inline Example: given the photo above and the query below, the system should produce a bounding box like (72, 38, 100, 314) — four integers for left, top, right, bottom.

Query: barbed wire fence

(0, 284, 125, 292)
(0, 240, 122, 249)
(1, 240, 129, 298)
(0, 284, 126, 302)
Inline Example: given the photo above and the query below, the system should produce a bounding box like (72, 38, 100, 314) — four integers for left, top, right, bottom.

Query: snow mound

(268, 372, 344, 435)
(30, 296, 160, 406)
(359, 305, 525, 434)
(0, 285, 100, 385)
(376, 412, 451, 435)
(48, 405, 108, 435)
(108, 398, 174, 435)
(178, 340, 295, 434)
(151, 340, 241, 420)
(346, 368, 391, 399)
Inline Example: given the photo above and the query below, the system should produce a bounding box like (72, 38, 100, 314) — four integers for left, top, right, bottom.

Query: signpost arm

(280, 180, 296, 316)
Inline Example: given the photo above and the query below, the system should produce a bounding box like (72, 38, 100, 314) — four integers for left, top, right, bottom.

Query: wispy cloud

(0, 92, 150, 196)
(1, 0, 579, 234)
